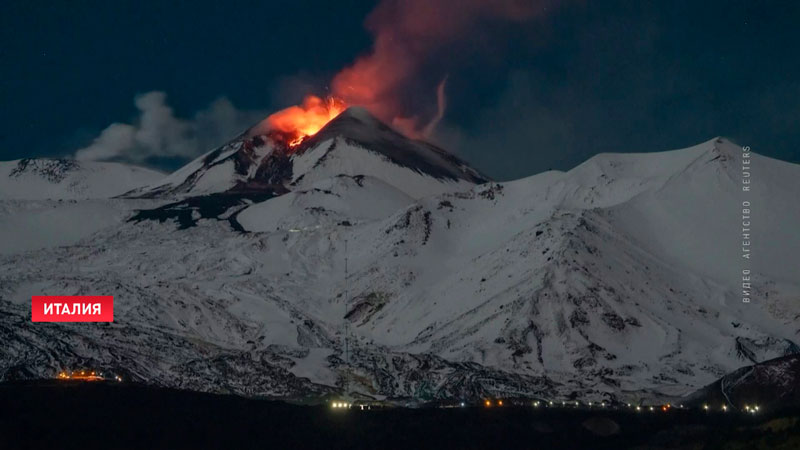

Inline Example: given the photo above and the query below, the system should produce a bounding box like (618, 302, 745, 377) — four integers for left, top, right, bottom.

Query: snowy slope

(0, 158, 164, 254)
(237, 175, 415, 233)
(0, 199, 157, 255)
(0, 158, 163, 200)
(0, 129, 798, 405)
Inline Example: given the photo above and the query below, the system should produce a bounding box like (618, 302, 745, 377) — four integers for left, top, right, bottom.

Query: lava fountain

(264, 95, 348, 148)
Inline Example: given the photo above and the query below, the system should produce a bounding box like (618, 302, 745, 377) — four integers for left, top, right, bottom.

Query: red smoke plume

(332, 0, 543, 137)
(265, 0, 551, 144)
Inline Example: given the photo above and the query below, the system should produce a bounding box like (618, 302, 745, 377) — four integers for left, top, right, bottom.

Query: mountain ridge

(0, 158, 163, 200)
(1, 125, 798, 405)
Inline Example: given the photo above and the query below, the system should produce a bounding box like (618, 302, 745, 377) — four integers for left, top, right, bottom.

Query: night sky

(2, 0, 799, 180)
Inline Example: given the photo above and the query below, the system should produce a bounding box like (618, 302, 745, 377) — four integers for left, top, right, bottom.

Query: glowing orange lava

(265, 95, 347, 147)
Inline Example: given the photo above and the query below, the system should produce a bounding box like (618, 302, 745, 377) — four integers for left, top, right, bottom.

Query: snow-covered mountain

(0, 158, 163, 200)
(1, 114, 798, 406)
(0, 158, 165, 255)
(130, 107, 487, 200)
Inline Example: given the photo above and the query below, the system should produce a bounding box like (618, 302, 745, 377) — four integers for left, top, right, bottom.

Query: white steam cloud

(75, 91, 264, 164)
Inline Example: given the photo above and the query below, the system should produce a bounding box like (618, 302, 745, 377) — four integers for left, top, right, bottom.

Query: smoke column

(331, 0, 554, 137)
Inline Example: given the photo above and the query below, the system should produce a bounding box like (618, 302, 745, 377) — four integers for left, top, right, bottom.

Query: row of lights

(488, 400, 760, 415)
(57, 370, 100, 379)
(331, 402, 373, 411)
(530, 400, 609, 408)
(702, 404, 759, 413)
(336, 398, 762, 414)
(56, 370, 122, 382)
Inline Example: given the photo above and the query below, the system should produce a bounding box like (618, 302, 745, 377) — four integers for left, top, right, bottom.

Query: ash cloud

(75, 92, 265, 166)
(331, 0, 562, 137)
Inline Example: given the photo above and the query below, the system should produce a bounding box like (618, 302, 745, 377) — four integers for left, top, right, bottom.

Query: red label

(31, 296, 114, 322)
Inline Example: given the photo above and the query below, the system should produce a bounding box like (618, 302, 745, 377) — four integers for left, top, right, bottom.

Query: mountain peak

(298, 106, 418, 149)
(332, 105, 381, 124)
(134, 106, 488, 200)
(8, 158, 81, 183)
(0, 158, 163, 200)
(294, 107, 489, 185)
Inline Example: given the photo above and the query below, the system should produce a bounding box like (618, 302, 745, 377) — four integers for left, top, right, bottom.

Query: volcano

(128, 107, 488, 201)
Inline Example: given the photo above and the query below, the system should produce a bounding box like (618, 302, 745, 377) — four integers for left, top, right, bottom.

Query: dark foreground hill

(686, 354, 800, 413)
(1, 381, 799, 449)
